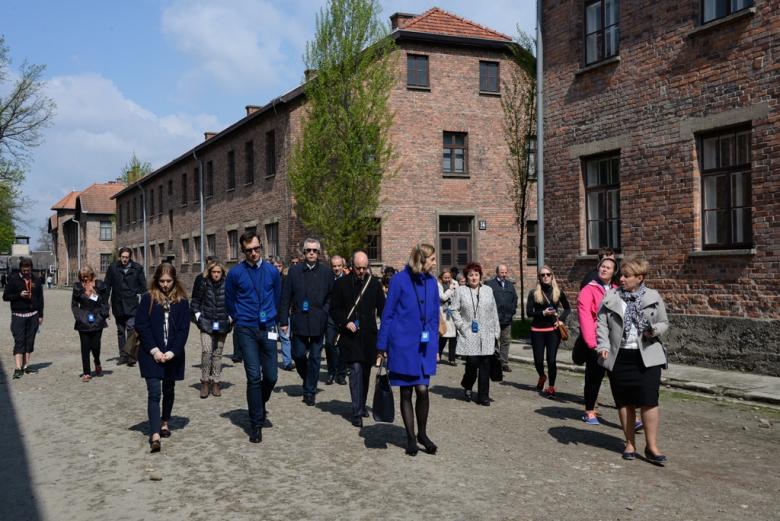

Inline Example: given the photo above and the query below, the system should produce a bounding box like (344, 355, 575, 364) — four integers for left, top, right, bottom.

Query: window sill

(689, 248, 756, 257)
(442, 173, 470, 179)
(575, 56, 621, 76)
(407, 85, 431, 92)
(688, 7, 756, 38)
(244, 181, 254, 187)
(526, 259, 538, 266)
(264, 175, 276, 180)
(479, 90, 501, 97)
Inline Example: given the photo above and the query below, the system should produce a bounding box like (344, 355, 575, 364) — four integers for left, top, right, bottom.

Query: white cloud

(18, 73, 222, 241)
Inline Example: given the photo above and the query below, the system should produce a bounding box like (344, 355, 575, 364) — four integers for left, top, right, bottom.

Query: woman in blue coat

(135, 262, 190, 453)
(377, 244, 439, 456)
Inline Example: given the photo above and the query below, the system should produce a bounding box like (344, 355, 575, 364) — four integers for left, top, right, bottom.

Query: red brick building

(113, 8, 538, 295)
(541, 0, 778, 373)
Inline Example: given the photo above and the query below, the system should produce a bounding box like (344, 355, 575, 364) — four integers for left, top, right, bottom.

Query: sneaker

(536, 374, 547, 391)
(23, 366, 38, 374)
(634, 420, 644, 431)
(12, 369, 23, 379)
(543, 386, 556, 398)
(81, 374, 91, 382)
(582, 411, 600, 425)
(94, 365, 103, 377)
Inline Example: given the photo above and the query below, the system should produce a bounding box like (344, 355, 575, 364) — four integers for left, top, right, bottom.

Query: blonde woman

(135, 263, 190, 453)
(190, 260, 231, 398)
(525, 265, 570, 397)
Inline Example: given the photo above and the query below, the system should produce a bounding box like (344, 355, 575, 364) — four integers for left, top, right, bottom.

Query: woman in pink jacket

(577, 257, 617, 424)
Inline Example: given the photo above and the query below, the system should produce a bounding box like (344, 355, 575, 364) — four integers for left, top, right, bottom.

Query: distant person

(437, 270, 457, 365)
(104, 247, 147, 366)
(580, 247, 616, 289)
(485, 264, 518, 373)
(135, 263, 190, 453)
(3, 257, 44, 379)
(324, 255, 347, 385)
(71, 266, 110, 382)
(272, 256, 294, 371)
(46, 274, 53, 289)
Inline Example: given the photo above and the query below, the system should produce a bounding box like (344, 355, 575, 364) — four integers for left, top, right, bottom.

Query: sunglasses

(242, 246, 262, 253)
(539, 273, 552, 278)
(304, 248, 319, 253)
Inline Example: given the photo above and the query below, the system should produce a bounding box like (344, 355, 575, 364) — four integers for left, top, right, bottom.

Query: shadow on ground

(359, 423, 407, 450)
(315, 399, 353, 421)
(535, 406, 622, 430)
(128, 415, 191, 436)
(547, 425, 624, 454)
(430, 385, 466, 401)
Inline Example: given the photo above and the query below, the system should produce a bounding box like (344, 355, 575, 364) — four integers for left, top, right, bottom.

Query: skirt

(389, 371, 430, 387)
(608, 349, 661, 408)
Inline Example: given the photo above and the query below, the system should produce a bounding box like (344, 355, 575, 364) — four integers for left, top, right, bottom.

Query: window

(206, 161, 214, 198)
(181, 238, 190, 263)
(584, 154, 621, 253)
(479, 61, 499, 93)
(245, 140, 255, 184)
(193, 236, 202, 264)
(366, 218, 381, 262)
(149, 244, 157, 266)
(125, 201, 130, 228)
(227, 150, 236, 190)
(181, 173, 187, 206)
(132, 196, 138, 223)
(703, 0, 753, 23)
(100, 254, 112, 273)
(193, 167, 200, 203)
(149, 188, 155, 216)
(168, 179, 173, 196)
(228, 230, 239, 260)
(265, 223, 279, 257)
(117, 206, 123, 230)
(407, 54, 429, 88)
(526, 220, 538, 262)
(159, 241, 165, 258)
(158, 185, 163, 216)
(99, 220, 112, 241)
(206, 234, 216, 257)
(266, 130, 276, 177)
(698, 127, 752, 249)
(443, 132, 468, 175)
(439, 216, 472, 270)
(527, 135, 537, 180)
(585, 0, 619, 66)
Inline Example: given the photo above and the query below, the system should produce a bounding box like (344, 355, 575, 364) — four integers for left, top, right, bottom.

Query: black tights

(531, 330, 561, 386)
(399, 385, 431, 445)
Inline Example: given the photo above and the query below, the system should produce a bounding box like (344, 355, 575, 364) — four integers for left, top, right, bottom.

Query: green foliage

(121, 153, 152, 183)
(289, 0, 395, 257)
(0, 181, 17, 252)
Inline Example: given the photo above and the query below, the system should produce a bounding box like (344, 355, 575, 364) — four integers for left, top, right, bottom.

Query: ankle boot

(200, 380, 209, 399)
(211, 381, 221, 397)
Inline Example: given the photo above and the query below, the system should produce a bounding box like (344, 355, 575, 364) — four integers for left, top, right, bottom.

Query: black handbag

(489, 352, 503, 382)
(572, 334, 588, 365)
(372, 360, 395, 423)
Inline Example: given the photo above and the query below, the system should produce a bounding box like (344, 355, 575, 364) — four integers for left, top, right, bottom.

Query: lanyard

(409, 271, 427, 326)
(468, 286, 480, 317)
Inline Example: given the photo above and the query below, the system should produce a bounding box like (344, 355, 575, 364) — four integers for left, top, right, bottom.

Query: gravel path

(1, 289, 778, 521)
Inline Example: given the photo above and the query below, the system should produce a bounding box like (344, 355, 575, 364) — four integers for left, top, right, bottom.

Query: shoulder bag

(543, 292, 569, 341)
(334, 275, 372, 347)
(372, 359, 395, 423)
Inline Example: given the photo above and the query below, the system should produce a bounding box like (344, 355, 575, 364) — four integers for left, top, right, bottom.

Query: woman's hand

(375, 351, 387, 367)
(599, 350, 609, 360)
(153, 350, 166, 363)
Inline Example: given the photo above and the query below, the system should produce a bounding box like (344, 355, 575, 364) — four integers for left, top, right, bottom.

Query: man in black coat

(104, 247, 147, 365)
(3, 257, 44, 378)
(330, 251, 385, 427)
(485, 264, 518, 372)
(279, 238, 333, 406)
(324, 255, 347, 385)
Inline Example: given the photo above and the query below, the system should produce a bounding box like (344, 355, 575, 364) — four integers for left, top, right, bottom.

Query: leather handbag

(372, 360, 395, 423)
(438, 309, 448, 337)
(489, 349, 504, 382)
(556, 321, 570, 341)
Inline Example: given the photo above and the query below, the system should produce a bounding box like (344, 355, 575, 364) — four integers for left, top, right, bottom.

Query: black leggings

(438, 336, 456, 362)
(461, 355, 491, 401)
(584, 348, 606, 410)
(531, 330, 561, 386)
(399, 385, 431, 443)
(79, 330, 102, 376)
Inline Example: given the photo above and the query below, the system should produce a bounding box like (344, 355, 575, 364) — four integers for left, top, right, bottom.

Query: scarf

(619, 283, 648, 340)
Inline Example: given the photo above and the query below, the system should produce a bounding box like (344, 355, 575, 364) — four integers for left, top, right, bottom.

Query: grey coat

(452, 284, 501, 356)
(596, 287, 669, 371)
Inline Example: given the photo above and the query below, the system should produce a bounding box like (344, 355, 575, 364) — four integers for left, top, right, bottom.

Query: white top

(619, 300, 639, 350)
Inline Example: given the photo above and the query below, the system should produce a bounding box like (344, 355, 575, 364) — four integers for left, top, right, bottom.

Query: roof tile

(76, 182, 125, 214)
(400, 7, 513, 42)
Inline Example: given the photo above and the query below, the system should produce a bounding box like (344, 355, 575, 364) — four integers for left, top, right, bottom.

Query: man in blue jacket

(280, 238, 333, 406)
(225, 231, 281, 443)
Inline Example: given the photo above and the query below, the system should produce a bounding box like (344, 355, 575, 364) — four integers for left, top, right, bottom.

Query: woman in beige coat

(437, 270, 458, 365)
(597, 257, 669, 465)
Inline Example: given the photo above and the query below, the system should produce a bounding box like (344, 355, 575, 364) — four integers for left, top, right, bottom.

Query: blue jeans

(234, 326, 278, 427)
(292, 335, 324, 396)
(279, 320, 292, 367)
(145, 378, 175, 437)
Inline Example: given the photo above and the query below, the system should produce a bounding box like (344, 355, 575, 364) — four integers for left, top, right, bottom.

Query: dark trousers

(461, 355, 491, 401)
(79, 330, 102, 375)
(438, 336, 456, 362)
(116, 315, 135, 357)
(584, 347, 606, 410)
(531, 330, 561, 386)
(234, 326, 278, 427)
(145, 378, 175, 437)
(232, 329, 243, 360)
(348, 361, 371, 420)
(11, 315, 38, 355)
(292, 335, 324, 396)
(325, 343, 346, 378)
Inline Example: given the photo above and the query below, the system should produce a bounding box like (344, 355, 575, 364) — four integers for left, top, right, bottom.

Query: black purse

(372, 360, 395, 423)
(571, 334, 588, 365)
(489, 352, 504, 382)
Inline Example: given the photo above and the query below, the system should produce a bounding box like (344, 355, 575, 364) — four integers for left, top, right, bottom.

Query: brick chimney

(390, 12, 417, 29)
(204, 132, 217, 141)
(245, 105, 262, 116)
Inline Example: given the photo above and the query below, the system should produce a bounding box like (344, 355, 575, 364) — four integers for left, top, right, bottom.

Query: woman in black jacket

(190, 260, 231, 398)
(526, 265, 570, 398)
(71, 266, 110, 382)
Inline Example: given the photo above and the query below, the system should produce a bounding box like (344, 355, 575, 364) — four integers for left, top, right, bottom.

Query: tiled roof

(51, 191, 80, 210)
(399, 7, 513, 42)
(76, 182, 125, 214)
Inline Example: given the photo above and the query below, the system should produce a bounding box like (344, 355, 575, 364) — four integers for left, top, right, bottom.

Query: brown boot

(211, 381, 221, 397)
(200, 380, 209, 399)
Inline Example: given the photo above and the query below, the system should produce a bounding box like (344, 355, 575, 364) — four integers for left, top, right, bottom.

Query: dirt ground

(1, 289, 778, 521)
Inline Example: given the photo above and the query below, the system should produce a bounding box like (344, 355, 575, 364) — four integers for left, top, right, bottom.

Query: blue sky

(3, 0, 535, 244)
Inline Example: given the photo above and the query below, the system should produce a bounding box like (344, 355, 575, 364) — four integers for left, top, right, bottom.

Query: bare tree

(501, 30, 536, 319)
(35, 219, 53, 251)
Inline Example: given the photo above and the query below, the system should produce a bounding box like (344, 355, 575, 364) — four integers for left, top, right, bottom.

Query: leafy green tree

(121, 153, 152, 183)
(289, 0, 395, 257)
(0, 181, 18, 252)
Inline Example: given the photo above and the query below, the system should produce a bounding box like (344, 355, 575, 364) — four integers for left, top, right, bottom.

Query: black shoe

(232, 357, 243, 364)
(23, 366, 38, 374)
(303, 394, 315, 406)
(12, 369, 23, 379)
(325, 375, 335, 385)
(352, 418, 363, 428)
(249, 426, 262, 443)
(126, 360, 136, 367)
(643, 448, 667, 466)
(405, 437, 419, 456)
(502, 364, 512, 373)
(336, 375, 347, 385)
(479, 399, 491, 407)
(149, 438, 161, 453)
(262, 418, 273, 428)
(117, 357, 127, 366)
(417, 434, 438, 455)
(463, 389, 472, 402)
(362, 410, 370, 418)
(160, 427, 171, 438)
(281, 363, 295, 371)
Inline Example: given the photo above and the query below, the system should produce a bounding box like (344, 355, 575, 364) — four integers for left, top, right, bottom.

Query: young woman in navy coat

(135, 262, 190, 453)
(377, 244, 440, 456)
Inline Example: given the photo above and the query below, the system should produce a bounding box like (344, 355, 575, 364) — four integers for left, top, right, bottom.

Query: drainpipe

(72, 217, 81, 279)
(536, 0, 545, 267)
(193, 150, 205, 272)
(138, 184, 148, 277)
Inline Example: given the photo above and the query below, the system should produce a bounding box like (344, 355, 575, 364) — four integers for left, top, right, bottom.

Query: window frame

(180, 172, 188, 206)
(181, 238, 190, 264)
(100, 253, 112, 273)
(526, 220, 538, 263)
(701, 0, 753, 24)
(193, 167, 200, 204)
(406, 54, 430, 89)
(205, 160, 214, 198)
(583, 152, 622, 254)
(366, 218, 382, 262)
(158, 184, 163, 216)
(99, 220, 113, 241)
(479, 61, 500, 93)
(265, 222, 279, 257)
(265, 130, 276, 178)
(584, 0, 620, 66)
(206, 234, 216, 257)
(227, 230, 239, 260)
(227, 150, 236, 191)
(442, 131, 469, 176)
(244, 140, 255, 185)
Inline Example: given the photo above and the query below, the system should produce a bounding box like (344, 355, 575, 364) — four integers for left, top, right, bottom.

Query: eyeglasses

(242, 246, 262, 253)
(304, 248, 319, 253)
(354, 266, 369, 271)
(539, 273, 552, 278)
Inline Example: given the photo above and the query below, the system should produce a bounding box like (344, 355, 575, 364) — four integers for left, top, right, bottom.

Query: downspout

(72, 216, 81, 278)
(138, 183, 148, 278)
(535, 0, 545, 267)
(193, 150, 205, 272)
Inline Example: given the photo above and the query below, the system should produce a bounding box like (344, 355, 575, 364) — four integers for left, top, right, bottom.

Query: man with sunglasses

(280, 238, 333, 406)
(225, 231, 281, 443)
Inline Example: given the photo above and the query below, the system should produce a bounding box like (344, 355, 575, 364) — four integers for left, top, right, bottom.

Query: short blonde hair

(620, 257, 649, 278)
(406, 243, 436, 274)
(78, 265, 96, 281)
